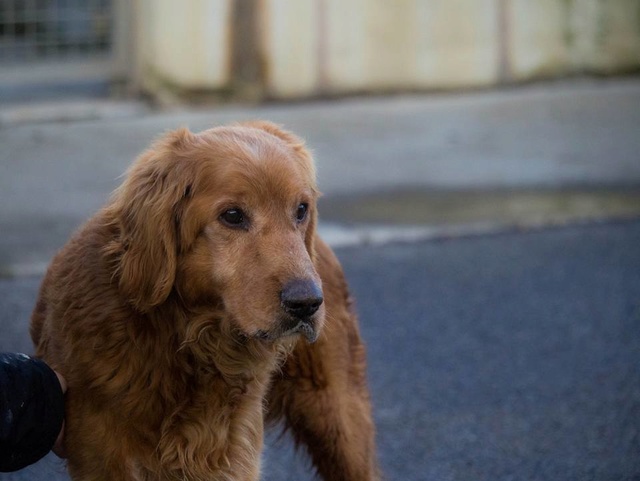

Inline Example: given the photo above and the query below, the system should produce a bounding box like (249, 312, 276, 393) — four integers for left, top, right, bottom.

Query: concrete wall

(134, 0, 640, 100)
(508, 0, 640, 80)
(134, 0, 231, 94)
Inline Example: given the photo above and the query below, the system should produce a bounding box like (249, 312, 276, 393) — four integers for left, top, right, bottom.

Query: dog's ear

(241, 121, 321, 258)
(106, 128, 197, 312)
(303, 195, 319, 262)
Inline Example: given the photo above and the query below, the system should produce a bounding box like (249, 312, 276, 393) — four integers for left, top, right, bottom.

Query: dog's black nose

(281, 279, 323, 319)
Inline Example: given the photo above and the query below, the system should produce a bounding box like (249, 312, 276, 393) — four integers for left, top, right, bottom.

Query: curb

(3, 216, 638, 279)
(319, 215, 640, 249)
(0, 99, 148, 128)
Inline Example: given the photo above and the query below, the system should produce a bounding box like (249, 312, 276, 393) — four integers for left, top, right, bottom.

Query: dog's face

(109, 122, 324, 343)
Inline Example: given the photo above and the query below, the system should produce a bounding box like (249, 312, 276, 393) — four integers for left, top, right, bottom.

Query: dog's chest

(141, 373, 268, 481)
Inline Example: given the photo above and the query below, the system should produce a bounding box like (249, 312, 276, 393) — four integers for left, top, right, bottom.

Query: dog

(30, 121, 379, 481)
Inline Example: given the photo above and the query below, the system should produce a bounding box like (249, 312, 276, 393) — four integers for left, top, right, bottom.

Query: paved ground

(2, 78, 640, 275)
(1, 221, 639, 481)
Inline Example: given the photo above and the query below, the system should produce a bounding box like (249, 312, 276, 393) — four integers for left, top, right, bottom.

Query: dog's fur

(30, 122, 379, 481)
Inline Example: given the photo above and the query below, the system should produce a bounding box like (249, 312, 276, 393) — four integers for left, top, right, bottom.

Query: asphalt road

(3, 78, 640, 277)
(1, 221, 640, 481)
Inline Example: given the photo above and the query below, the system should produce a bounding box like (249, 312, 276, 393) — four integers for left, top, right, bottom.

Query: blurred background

(1, 1, 640, 480)
(1, 0, 640, 103)
(1, 0, 640, 254)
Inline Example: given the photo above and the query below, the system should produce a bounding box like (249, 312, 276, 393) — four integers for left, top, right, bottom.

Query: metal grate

(0, 0, 113, 63)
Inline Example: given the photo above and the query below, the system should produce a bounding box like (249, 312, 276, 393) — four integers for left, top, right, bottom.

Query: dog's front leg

(267, 328, 380, 481)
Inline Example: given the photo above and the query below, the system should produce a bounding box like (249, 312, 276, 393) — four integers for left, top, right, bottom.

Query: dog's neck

(148, 301, 293, 389)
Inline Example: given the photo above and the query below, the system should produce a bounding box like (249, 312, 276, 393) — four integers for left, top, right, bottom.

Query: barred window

(0, 0, 112, 63)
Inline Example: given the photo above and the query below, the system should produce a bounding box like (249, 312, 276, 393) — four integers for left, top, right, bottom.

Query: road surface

(1, 220, 639, 480)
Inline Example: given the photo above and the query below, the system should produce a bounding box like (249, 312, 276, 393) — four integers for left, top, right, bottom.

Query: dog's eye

(296, 203, 309, 223)
(220, 208, 246, 228)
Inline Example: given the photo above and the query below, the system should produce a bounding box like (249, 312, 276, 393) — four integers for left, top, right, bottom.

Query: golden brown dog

(30, 121, 379, 481)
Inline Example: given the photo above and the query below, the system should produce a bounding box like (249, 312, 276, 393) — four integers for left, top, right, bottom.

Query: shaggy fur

(30, 122, 379, 481)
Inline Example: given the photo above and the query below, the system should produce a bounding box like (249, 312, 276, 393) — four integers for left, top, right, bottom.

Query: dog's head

(106, 121, 324, 343)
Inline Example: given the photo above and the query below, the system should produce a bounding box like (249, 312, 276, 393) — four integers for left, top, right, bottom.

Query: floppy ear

(106, 128, 196, 312)
(304, 196, 319, 262)
(240, 121, 321, 259)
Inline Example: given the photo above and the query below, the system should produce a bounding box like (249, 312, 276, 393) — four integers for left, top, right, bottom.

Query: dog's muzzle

(279, 279, 323, 343)
(255, 316, 320, 343)
(253, 279, 323, 343)
(281, 317, 319, 343)
(280, 278, 323, 320)
(255, 279, 323, 343)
